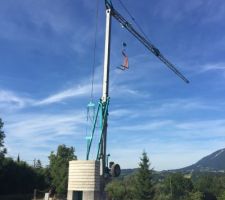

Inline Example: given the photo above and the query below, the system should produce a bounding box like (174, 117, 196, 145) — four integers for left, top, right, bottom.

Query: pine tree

(0, 118, 7, 159)
(17, 154, 20, 162)
(135, 151, 155, 200)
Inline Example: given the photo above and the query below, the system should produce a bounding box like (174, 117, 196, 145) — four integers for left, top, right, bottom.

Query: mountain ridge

(121, 148, 225, 175)
(174, 148, 225, 172)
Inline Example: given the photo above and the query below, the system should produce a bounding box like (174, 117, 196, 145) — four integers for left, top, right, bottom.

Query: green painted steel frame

(86, 97, 110, 160)
(97, 97, 110, 160)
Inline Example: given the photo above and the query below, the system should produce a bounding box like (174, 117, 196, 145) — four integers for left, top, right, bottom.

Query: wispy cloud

(6, 112, 85, 139)
(0, 1, 75, 40)
(147, 98, 219, 117)
(110, 117, 225, 141)
(4, 111, 87, 163)
(110, 98, 220, 122)
(0, 78, 145, 110)
(35, 84, 101, 106)
(1, 0, 225, 170)
(108, 117, 225, 170)
(2, 87, 225, 169)
(0, 89, 33, 111)
(109, 109, 134, 118)
(108, 136, 225, 170)
(113, 120, 173, 132)
(111, 84, 150, 98)
(175, 119, 225, 137)
(188, 62, 225, 80)
(198, 62, 225, 73)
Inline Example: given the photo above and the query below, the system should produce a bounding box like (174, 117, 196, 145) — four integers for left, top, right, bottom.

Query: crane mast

(100, 7, 112, 177)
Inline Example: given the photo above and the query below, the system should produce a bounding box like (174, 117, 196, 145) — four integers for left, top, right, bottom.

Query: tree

(123, 174, 137, 200)
(17, 154, 20, 162)
(105, 180, 126, 200)
(193, 173, 225, 198)
(106, 174, 137, 200)
(154, 183, 172, 200)
(187, 191, 204, 200)
(134, 151, 155, 200)
(0, 158, 48, 195)
(49, 144, 77, 195)
(219, 191, 225, 200)
(194, 174, 214, 194)
(164, 173, 193, 199)
(0, 118, 7, 160)
(35, 159, 42, 169)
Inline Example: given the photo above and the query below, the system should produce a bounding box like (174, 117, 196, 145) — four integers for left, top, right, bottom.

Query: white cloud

(113, 120, 173, 132)
(109, 109, 134, 118)
(0, 89, 33, 111)
(147, 98, 219, 117)
(35, 84, 101, 106)
(175, 119, 225, 137)
(199, 62, 225, 73)
(0, 76, 145, 110)
(108, 139, 225, 170)
(34, 82, 149, 107)
(2, 93, 225, 169)
(109, 98, 220, 123)
(4, 111, 87, 164)
(0, 1, 76, 39)
(6, 112, 85, 139)
(110, 117, 225, 139)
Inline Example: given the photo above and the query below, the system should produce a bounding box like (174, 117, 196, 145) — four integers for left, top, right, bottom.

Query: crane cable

(86, 0, 100, 159)
(90, 0, 100, 101)
(117, 0, 152, 44)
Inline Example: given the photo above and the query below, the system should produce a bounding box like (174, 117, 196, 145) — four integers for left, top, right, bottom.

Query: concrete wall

(68, 160, 100, 191)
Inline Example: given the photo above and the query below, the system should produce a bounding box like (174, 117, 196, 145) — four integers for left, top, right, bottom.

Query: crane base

(67, 160, 105, 200)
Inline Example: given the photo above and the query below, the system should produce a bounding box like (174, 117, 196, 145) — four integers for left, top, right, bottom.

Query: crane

(86, 0, 189, 186)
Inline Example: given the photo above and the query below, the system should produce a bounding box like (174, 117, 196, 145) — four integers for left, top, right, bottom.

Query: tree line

(0, 118, 76, 198)
(1, 117, 225, 200)
(106, 153, 225, 200)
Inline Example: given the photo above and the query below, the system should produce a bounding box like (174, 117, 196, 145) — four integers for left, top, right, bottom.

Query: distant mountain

(120, 149, 225, 176)
(177, 148, 225, 172)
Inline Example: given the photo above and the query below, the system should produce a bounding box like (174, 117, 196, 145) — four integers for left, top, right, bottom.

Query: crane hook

(117, 42, 129, 71)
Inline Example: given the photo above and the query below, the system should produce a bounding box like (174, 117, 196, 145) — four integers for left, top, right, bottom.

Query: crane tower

(67, 1, 189, 200)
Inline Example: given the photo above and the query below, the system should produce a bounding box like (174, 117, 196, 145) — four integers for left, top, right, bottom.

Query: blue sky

(0, 0, 225, 170)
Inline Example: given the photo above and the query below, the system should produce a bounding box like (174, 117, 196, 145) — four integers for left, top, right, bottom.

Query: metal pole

(102, 8, 111, 103)
(101, 8, 111, 177)
(96, 8, 112, 200)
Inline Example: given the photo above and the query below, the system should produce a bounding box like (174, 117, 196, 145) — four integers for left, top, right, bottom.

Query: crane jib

(110, 6, 189, 84)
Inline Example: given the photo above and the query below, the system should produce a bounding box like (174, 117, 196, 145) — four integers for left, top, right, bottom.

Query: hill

(120, 148, 225, 176)
(177, 148, 225, 172)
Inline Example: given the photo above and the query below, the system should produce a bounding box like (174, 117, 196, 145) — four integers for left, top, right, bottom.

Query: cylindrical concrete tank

(67, 160, 102, 200)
